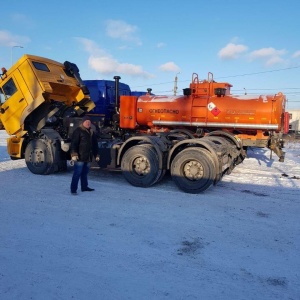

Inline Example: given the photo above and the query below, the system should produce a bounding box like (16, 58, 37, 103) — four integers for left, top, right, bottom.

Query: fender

(167, 138, 220, 175)
(117, 135, 169, 169)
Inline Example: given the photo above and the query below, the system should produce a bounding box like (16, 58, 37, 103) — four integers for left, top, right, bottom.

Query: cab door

(0, 70, 33, 135)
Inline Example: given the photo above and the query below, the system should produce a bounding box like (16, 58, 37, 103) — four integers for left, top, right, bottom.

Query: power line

(232, 89, 300, 94)
(234, 88, 300, 91)
(131, 65, 300, 90)
(152, 90, 300, 96)
(215, 66, 300, 79)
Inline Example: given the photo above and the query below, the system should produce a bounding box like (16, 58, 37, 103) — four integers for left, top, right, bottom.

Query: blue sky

(1, 0, 300, 109)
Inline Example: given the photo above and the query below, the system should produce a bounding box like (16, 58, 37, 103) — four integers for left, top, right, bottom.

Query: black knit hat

(82, 115, 91, 123)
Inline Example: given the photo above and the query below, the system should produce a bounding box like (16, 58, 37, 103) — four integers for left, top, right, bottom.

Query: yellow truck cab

(0, 54, 94, 173)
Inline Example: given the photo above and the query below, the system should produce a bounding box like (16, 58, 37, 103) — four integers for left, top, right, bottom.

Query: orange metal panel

(284, 112, 290, 133)
(120, 96, 137, 129)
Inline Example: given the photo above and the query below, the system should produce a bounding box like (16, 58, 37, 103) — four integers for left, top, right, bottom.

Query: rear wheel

(139, 144, 166, 184)
(171, 147, 216, 193)
(25, 139, 55, 175)
(121, 145, 161, 187)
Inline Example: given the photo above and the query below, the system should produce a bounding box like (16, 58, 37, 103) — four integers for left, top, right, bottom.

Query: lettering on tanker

(226, 109, 255, 115)
(148, 109, 179, 114)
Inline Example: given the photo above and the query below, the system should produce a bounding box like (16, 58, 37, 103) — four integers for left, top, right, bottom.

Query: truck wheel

(25, 139, 54, 175)
(171, 147, 215, 193)
(138, 144, 166, 184)
(121, 145, 160, 187)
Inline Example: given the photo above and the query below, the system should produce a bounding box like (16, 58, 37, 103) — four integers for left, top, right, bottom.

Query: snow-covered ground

(0, 130, 299, 300)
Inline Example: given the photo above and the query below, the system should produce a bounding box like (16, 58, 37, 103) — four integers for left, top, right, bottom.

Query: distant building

(288, 109, 300, 133)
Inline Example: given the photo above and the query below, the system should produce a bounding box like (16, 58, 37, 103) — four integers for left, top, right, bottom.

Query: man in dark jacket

(70, 116, 100, 195)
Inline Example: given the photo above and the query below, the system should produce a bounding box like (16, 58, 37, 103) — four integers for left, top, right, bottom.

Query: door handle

(0, 106, 9, 114)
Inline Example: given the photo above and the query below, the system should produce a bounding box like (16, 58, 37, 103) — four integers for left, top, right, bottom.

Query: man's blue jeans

(70, 161, 90, 193)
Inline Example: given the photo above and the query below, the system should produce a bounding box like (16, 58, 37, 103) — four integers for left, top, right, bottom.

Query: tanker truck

(0, 54, 289, 193)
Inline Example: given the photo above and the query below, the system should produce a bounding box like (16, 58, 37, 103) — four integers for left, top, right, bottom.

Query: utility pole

(173, 72, 180, 96)
(11, 45, 24, 66)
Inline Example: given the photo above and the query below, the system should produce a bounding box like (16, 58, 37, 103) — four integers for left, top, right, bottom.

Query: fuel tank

(120, 75, 287, 133)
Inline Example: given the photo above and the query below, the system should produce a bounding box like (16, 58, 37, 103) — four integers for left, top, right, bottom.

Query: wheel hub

(133, 157, 150, 175)
(183, 160, 204, 180)
(29, 149, 45, 167)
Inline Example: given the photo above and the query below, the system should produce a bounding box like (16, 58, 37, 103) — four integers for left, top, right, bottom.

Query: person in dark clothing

(70, 116, 100, 195)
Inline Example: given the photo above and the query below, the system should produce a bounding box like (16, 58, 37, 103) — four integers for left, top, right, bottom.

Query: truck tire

(171, 147, 215, 193)
(25, 139, 54, 175)
(121, 144, 160, 187)
(138, 144, 166, 184)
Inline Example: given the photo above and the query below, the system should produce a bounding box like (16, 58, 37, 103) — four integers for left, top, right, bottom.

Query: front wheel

(121, 145, 161, 187)
(171, 147, 216, 193)
(25, 139, 55, 175)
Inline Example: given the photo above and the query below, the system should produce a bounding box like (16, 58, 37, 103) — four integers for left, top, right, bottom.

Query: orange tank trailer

(120, 72, 287, 150)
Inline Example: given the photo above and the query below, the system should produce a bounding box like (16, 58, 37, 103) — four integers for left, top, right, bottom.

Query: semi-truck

(0, 54, 289, 193)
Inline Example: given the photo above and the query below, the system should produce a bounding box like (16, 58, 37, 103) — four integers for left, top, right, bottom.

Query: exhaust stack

(114, 76, 121, 113)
